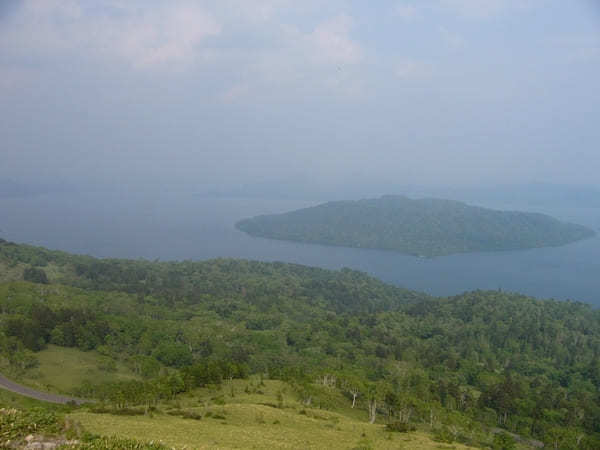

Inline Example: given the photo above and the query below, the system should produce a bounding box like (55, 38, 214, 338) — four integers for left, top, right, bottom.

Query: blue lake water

(1, 190, 599, 305)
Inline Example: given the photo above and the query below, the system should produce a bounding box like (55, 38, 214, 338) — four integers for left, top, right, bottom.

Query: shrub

(0, 407, 62, 441)
(166, 409, 202, 420)
(385, 421, 416, 433)
(90, 406, 146, 416)
(433, 426, 455, 444)
(62, 436, 168, 449)
(492, 431, 516, 450)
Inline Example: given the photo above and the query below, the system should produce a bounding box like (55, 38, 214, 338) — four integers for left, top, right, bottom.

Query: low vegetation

(0, 401, 166, 449)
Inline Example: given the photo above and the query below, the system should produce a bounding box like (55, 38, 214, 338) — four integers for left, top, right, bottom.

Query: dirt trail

(0, 374, 87, 405)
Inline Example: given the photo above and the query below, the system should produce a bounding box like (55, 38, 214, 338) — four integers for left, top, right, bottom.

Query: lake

(1, 190, 599, 305)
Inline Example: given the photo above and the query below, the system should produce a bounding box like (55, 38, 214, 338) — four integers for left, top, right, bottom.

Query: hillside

(1, 380, 482, 450)
(236, 195, 596, 257)
(1, 239, 600, 448)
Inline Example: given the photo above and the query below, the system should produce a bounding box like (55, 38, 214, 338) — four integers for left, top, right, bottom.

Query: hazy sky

(1, 0, 599, 193)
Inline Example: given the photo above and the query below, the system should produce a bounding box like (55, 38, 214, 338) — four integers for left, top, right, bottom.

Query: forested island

(236, 195, 595, 257)
(1, 238, 600, 448)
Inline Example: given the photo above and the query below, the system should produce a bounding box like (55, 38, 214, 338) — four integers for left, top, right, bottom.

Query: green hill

(236, 195, 596, 256)
(1, 239, 600, 448)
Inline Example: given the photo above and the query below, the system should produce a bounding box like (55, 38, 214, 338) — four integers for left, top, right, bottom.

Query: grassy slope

(0, 338, 536, 448)
(20, 345, 137, 395)
(69, 380, 479, 450)
(2, 345, 479, 449)
(71, 410, 471, 450)
(1, 374, 480, 449)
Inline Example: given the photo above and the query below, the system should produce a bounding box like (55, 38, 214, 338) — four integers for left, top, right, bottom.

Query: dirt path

(0, 373, 87, 405)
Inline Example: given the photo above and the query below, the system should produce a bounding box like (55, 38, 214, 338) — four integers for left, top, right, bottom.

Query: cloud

(0, 0, 361, 99)
(0, 1, 221, 70)
(574, 46, 600, 61)
(307, 14, 363, 65)
(0, 66, 34, 90)
(392, 0, 542, 22)
(218, 0, 291, 23)
(109, 5, 221, 69)
(438, 0, 504, 18)
(394, 3, 419, 21)
(21, 0, 83, 20)
(548, 35, 600, 63)
(234, 13, 364, 98)
(439, 26, 466, 49)
(220, 83, 250, 103)
(436, 0, 539, 19)
(395, 60, 433, 79)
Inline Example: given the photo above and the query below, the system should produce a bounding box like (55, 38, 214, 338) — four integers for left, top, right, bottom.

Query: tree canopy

(1, 239, 600, 448)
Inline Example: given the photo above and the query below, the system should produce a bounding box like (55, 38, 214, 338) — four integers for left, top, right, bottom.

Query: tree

(339, 374, 363, 408)
(23, 267, 49, 284)
(479, 375, 522, 425)
(366, 383, 382, 424)
(152, 341, 193, 368)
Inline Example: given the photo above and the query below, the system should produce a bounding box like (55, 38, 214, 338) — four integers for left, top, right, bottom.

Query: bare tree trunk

(368, 399, 377, 424)
(352, 393, 357, 408)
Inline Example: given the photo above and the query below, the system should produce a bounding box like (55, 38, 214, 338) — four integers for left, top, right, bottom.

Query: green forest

(1, 238, 600, 449)
(236, 195, 595, 257)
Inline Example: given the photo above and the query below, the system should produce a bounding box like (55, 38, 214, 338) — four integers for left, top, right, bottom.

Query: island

(235, 195, 596, 257)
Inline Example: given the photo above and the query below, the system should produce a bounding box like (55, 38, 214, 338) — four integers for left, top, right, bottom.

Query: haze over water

(2, 190, 598, 306)
(2, 2, 600, 306)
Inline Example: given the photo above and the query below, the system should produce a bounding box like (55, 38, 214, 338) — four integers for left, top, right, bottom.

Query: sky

(1, 0, 600, 195)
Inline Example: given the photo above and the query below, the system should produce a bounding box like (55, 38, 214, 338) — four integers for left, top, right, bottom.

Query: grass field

(68, 379, 480, 450)
(0, 349, 500, 449)
(20, 345, 137, 394)
(70, 406, 476, 450)
(0, 369, 514, 449)
(0, 350, 510, 449)
(1, 383, 476, 450)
